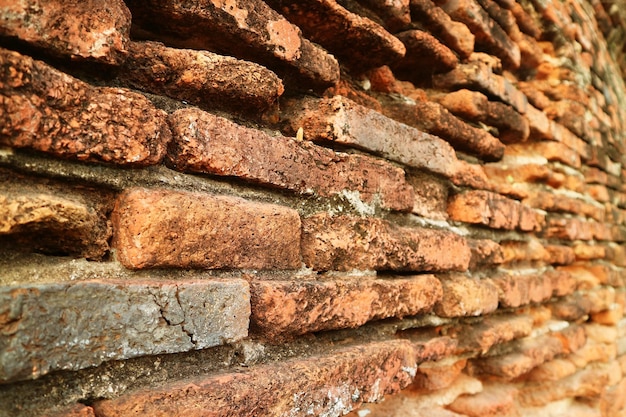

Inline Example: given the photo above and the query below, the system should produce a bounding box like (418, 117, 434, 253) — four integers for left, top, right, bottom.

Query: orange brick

(448, 384, 517, 417)
(93, 340, 420, 416)
(250, 275, 442, 337)
(112, 188, 301, 270)
(301, 213, 470, 272)
(435, 275, 499, 317)
(167, 108, 414, 212)
(450, 313, 534, 354)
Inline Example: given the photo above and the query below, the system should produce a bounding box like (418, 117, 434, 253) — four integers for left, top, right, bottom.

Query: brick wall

(2, 0, 626, 416)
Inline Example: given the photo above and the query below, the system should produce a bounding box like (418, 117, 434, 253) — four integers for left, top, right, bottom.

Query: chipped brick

(451, 313, 534, 354)
(250, 274, 442, 337)
(468, 238, 505, 269)
(118, 41, 284, 119)
(112, 188, 301, 270)
(0, 48, 170, 166)
(94, 340, 420, 416)
(394, 29, 459, 81)
(167, 108, 414, 212)
(281, 95, 461, 178)
(267, 0, 406, 70)
(301, 213, 470, 272)
(0, 0, 131, 65)
(126, 0, 339, 89)
(448, 384, 518, 417)
(0, 278, 250, 383)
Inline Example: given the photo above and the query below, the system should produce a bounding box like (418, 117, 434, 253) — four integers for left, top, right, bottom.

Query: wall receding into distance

(2, 0, 626, 415)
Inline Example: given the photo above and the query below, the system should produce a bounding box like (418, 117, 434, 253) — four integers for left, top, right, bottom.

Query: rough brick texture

(112, 188, 301, 270)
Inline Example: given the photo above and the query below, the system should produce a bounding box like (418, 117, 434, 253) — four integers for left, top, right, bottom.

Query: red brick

(250, 274, 442, 337)
(301, 213, 470, 272)
(267, 0, 406, 70)
(506, 141, 581, 168)
(544, 245, 576, 265)
(500, 239, 547, 263)
(0, 48, 170, 166)
(523, 190, 605, 221)
(118, 41, 283, 119)
(544, 217, 595, 241)
(280, 96, 461, 178)
(448, 384, 517, 417)
(447, 190, 543, 231)
(407, 171, 449, 219)
(433, 61, 528, 114)
(492, 272, 558, 308)
(438, 89, 530, 143)
(412, 359, 467, 391)
(93, 340, 420, 416)
(0, 0, 131, 65)
(510, 2, 542, 38)
(573, 243, 607, 260)
(168, 108, 413, 212)
(0, 172, 111, 259)
(523, 358, 578, 382)
(438, 0, 520, 68)
(450, 313, 534, 354)
(549, 293, 593, 321)
(381, 98, 505, 161)
(112, 188, 301, 270)
(125, 0, 339, 89)
(435, 275, 499, 317)
(468, 238, 505, 269)
(393, 29, 459, 81)
(0, 278, 249, 383)
(410, 0, 475, 58)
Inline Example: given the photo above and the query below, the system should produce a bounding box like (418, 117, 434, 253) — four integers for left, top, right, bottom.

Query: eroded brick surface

(0, 48, 171, 166)
(112, 188, 301, 270)
(250, 275, 442, 337)
(435, 275, 499, 317)
(93, 340, 420, 416)
(167, 108, 414, 211)
(0, 279, 250, 383)
(301, 213, 470, 272)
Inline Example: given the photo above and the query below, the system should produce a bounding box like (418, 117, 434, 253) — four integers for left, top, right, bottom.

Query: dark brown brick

(250, 274, 442, 337)
(0, 48, 170, 166)
(125, 0, 339, 89)
(0, 0, 131, 64)
(112, 188, 301, 270)
(280, 96, 461, 178)
(435, 275, 499, 317)
(438, 0, 520, 68)
(301, 213, 470, 272)
(167, 108, 414, 212)
(118, 41, 284, 119)
(267, 0, 406, 70)
(438, 89, 530, 143)
(0, 278, 249, 383)
(93, 340, 420, 416)
(410, 0, 475, 58)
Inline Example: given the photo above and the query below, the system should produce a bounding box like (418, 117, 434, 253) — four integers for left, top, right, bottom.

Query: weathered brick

(0, 48, 171, 166)
(492, 272, 562, 308)
(407, 171, 449, 219)
(447, 190, 543, 231)
(500, 239, 547, 263)
(93, 340, 419, 416)
(0, 278, 249, 383)
(381, 98, 506, 161)
(410, 0, 475, 58)
(435, 275, 499, 317)
(393, 29, 459, 80)
(573, 243, 607, 260)
(438, 0, 520, 68)
(470, 325, 586, 380)
(301, 213, 470, 272)
(357, 0, 411, 32)
(167, 108, 414, 212)
(506, 141, 581, 168)
(591, 303, 624, 325)
(112, 188, 301, 270)
(524, 358, 578, 382)
(0, 0, 131, 65)
(125, 0, 339, 89)
(118, 41, 284, 118)
(42, 403, 96, 417)
(468, 238, 505, 269)
(450, 313, 534, 354)
(433, 61, 528, 113)
(544, 217, 595, 241)
(250, 274, 442, 337)
(448, 384, 517, 417)
(524, 190, 605, 222)
(267, 0, 406, 70)
(510, 2, 542, 38)
(412, 359, 467, 391)
(0, 173, 111, 259)
(280, 96, 461, 178)
(438, 89, 530, 143)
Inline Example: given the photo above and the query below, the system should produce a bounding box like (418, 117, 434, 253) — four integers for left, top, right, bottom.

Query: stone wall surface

(2, 0, 626, 416)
